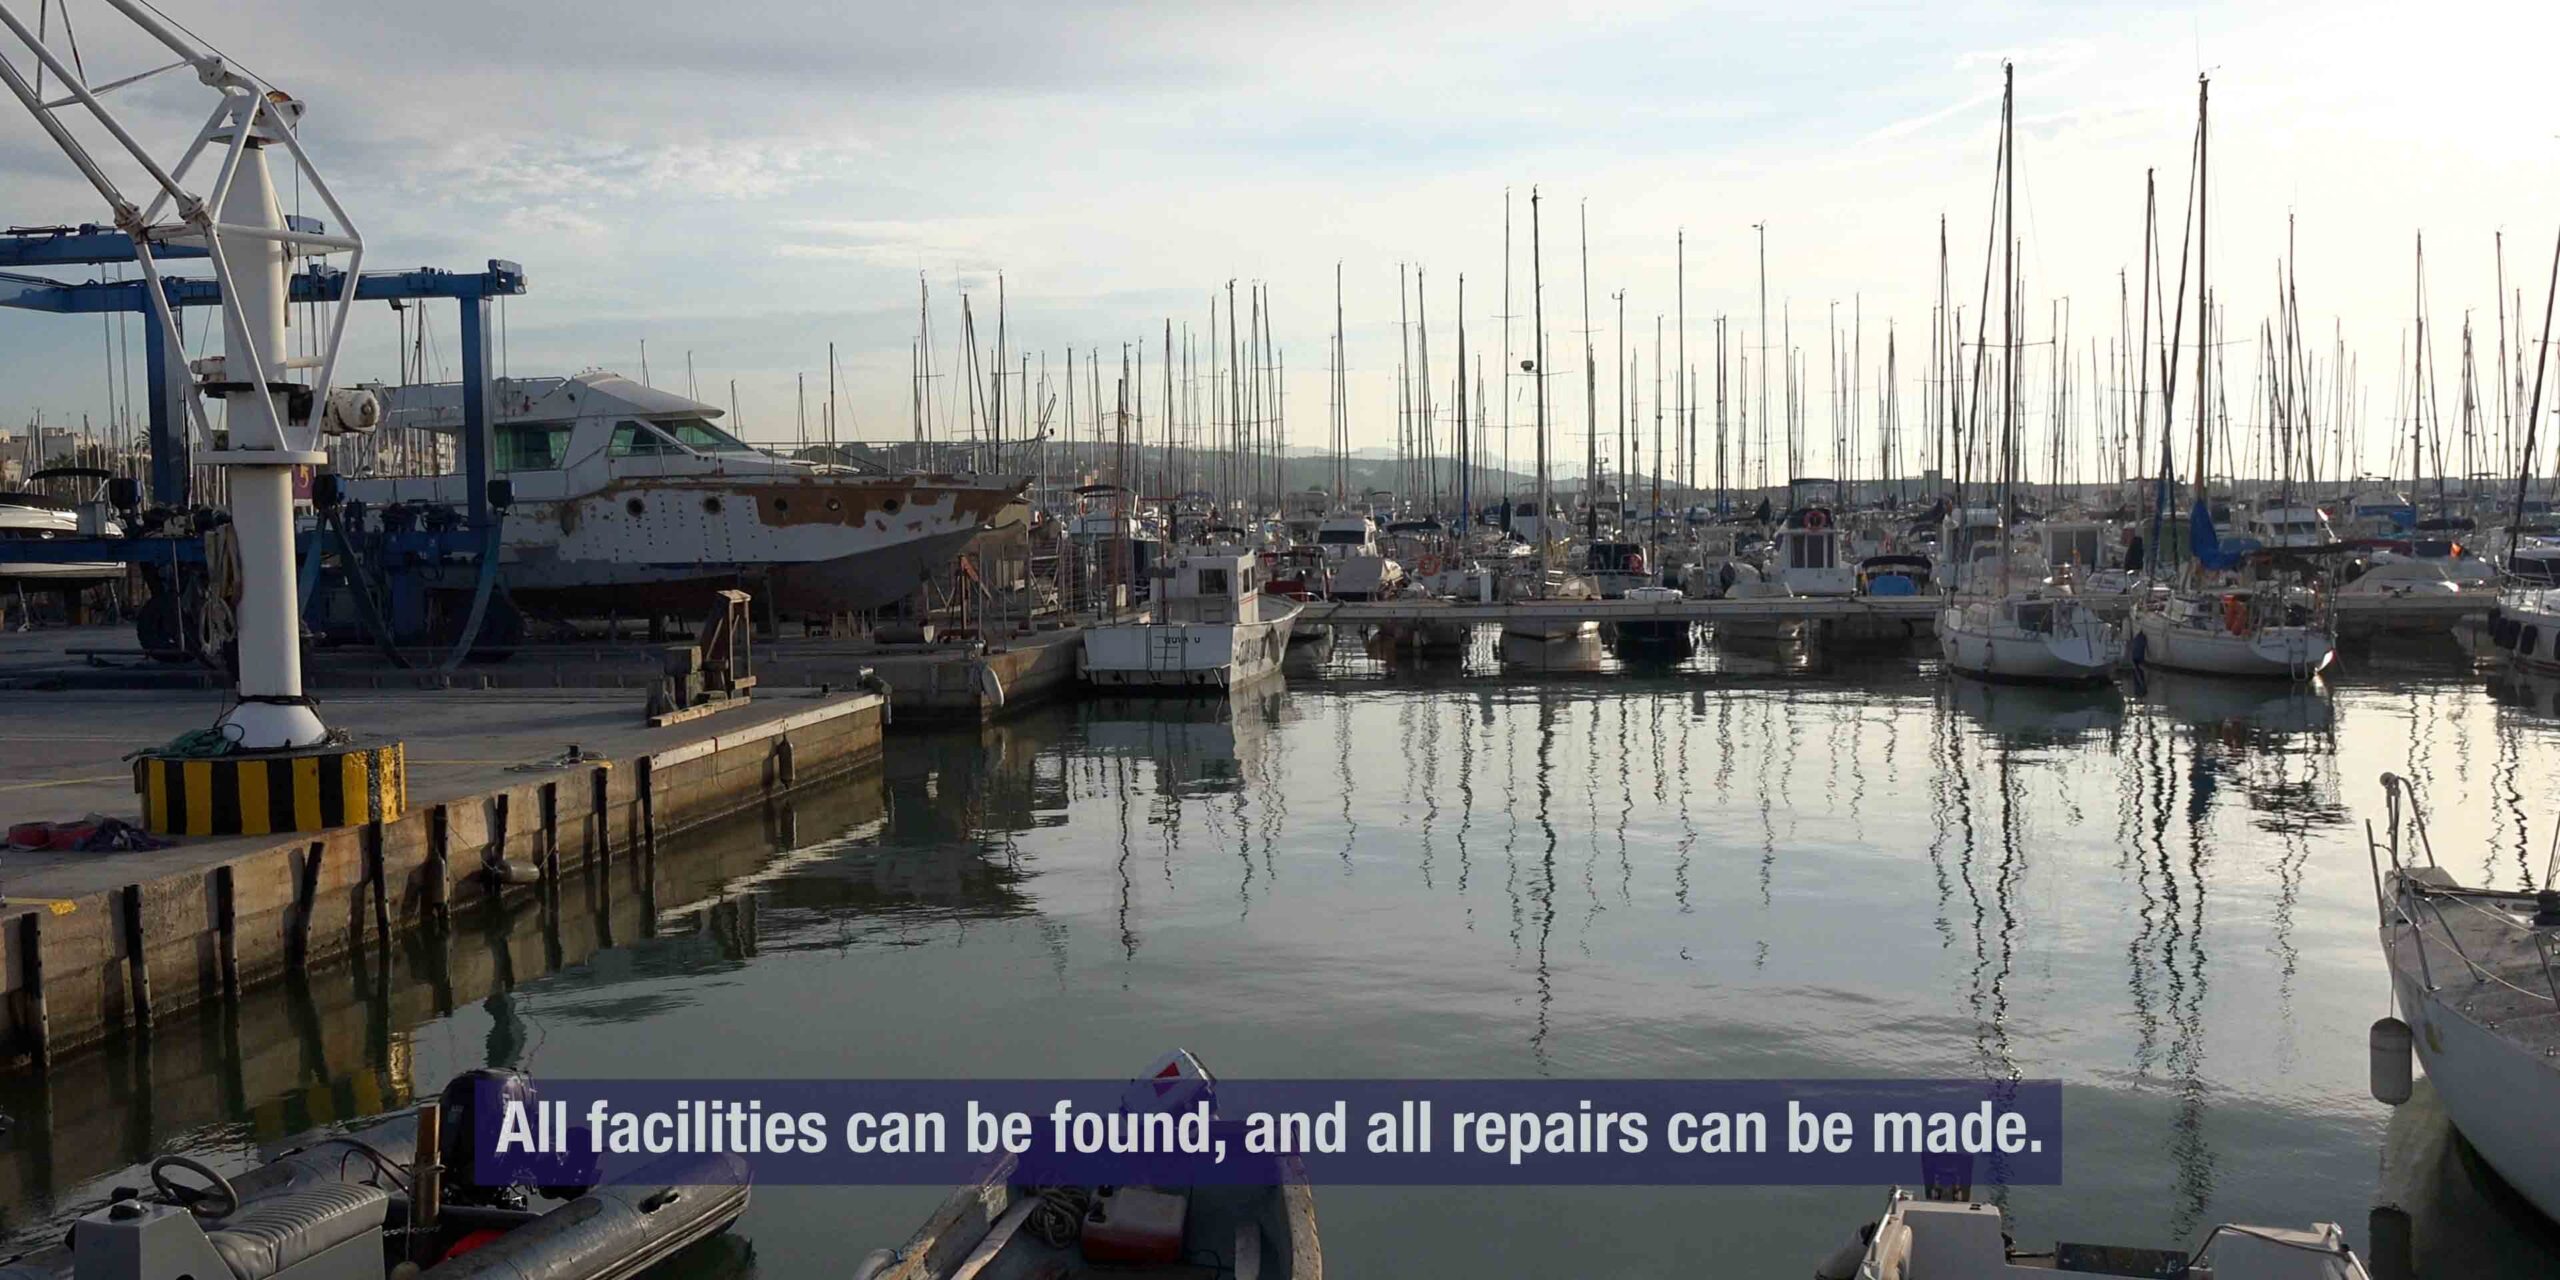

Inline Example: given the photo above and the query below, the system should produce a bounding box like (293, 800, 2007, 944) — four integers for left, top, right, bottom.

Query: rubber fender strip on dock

(132, 741, 408, 836)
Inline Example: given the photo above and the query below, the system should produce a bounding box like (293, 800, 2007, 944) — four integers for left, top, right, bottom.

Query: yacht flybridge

(344, 372, 1029, 616)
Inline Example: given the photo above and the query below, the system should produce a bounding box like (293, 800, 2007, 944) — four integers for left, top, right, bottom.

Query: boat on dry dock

(345, 373, 1028, 617)
(0, 484, 122, 593)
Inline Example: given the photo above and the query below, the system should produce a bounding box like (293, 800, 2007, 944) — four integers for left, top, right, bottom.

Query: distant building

(9, 425, 82, 469)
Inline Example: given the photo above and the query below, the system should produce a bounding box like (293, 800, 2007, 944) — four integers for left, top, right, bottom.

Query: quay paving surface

(0, 684, 840, 906)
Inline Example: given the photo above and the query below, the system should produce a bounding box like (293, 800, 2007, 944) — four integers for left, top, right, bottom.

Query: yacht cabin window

(610, 421, 685, 457)
(654, 417, 758, 453)
(1788, 533, 1836, 570)
(497, 423, 572, 470)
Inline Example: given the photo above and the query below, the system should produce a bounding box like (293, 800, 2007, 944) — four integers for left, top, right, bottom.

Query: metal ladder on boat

(1149, 626, 1187, 673)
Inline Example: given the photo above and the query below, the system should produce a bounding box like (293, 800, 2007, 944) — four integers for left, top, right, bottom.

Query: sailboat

(1503, 188, 1600, 642)
(2127, 78, 2335, 680)
(1936, 64, 2121, 685)
(2473, 229, 2560, 671)
(2367, 772, 2560, 1229)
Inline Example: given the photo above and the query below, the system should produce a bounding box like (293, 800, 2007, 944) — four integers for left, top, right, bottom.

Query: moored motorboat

(1081, 548, 1303, 689)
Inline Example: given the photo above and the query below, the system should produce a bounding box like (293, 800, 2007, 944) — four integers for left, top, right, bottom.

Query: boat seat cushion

(207, 1181, 389, 1280)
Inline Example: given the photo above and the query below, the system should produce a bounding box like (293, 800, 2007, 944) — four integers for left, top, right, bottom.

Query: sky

(3, 0, 2556, 488)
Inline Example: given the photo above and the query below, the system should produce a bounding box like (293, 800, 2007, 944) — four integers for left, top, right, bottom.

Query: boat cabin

(1158, 550, 1265, 625)
(1584, 541, 1646, 574)
(2041, 521, 2112, 570)
(355, 372, 789, 506)
(2247, 505, 2336, 550)
(1312, 512, 1380, 558)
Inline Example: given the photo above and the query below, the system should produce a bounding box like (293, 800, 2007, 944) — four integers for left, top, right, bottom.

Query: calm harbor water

(8, 631, 2560, 1276)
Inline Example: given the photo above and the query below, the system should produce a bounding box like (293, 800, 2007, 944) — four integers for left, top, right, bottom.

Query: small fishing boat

(1816, 1191, 2369, 1280)
(15, 1068, 746, 1280)
(1765, 507, 1855, 597)
(856, 1052, 1321, 1280)
(1081, 549, 1303, 689)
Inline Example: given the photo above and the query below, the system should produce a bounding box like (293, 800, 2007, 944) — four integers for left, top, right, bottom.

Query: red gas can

(1081, 1186, 1189, 1265)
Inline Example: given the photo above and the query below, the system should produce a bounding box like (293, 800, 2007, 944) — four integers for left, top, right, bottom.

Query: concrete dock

(0, 623, 1085, 723)
(0, 683, 887, 1067)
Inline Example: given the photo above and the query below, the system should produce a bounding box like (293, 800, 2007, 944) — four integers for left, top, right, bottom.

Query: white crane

(0, 0, 375, 749)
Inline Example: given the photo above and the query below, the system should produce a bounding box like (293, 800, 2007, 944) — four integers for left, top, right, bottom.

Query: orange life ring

(2222, 594, 2248, 636)
(1804, 508, 1832, 530)
(1416, 553, 1444, 577)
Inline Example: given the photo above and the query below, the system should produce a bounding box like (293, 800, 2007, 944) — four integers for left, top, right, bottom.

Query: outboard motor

(439, 1068, 599, 1206)
(440, 1068, 538, 1210)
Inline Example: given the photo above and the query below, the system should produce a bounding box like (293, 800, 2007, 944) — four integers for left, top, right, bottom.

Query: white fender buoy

(2371, 1016, 2414, 1105)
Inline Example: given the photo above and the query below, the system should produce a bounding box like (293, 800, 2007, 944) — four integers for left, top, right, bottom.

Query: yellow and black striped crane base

(133, 738, 408, 837)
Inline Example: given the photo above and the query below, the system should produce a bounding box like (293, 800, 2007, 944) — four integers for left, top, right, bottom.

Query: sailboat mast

(1502, 190, 1514, 521)
(1677, 229, 1687, 510)
(1458, 273, 1470, 531)
(1532, 187, 1551, 569)
(2193, 75, 2210, 502)
(1999, 60, 2016, 595)
(1333, 263, 1347, 501)
(1582, 201, 1598, 543)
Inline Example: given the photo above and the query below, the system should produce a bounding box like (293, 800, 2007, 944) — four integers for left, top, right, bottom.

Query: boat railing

(2371, 772, 2560, 1008)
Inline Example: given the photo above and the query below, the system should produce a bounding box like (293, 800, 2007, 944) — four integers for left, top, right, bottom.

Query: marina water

(5, 637, 2557, 1276)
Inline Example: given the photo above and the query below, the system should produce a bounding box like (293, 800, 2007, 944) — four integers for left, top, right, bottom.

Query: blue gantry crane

(1, 222, 528, 660)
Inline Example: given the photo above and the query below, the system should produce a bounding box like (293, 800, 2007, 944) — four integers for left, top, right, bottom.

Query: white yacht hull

(0, 502, 121, 587)
(2484, 593, 2560, 673)
(1081, 601, 1303, 689)
(352, 474, 1022, 615)
(2130, 611, 2334, 679)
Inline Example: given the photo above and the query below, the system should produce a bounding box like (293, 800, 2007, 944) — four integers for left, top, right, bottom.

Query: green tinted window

(610, 421, 682, 457)
(497, 424, 570, 470)
(656, 417, 755, 453)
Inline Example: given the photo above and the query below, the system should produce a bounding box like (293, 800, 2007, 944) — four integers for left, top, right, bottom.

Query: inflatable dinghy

(2, 1070, 748, 1280)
